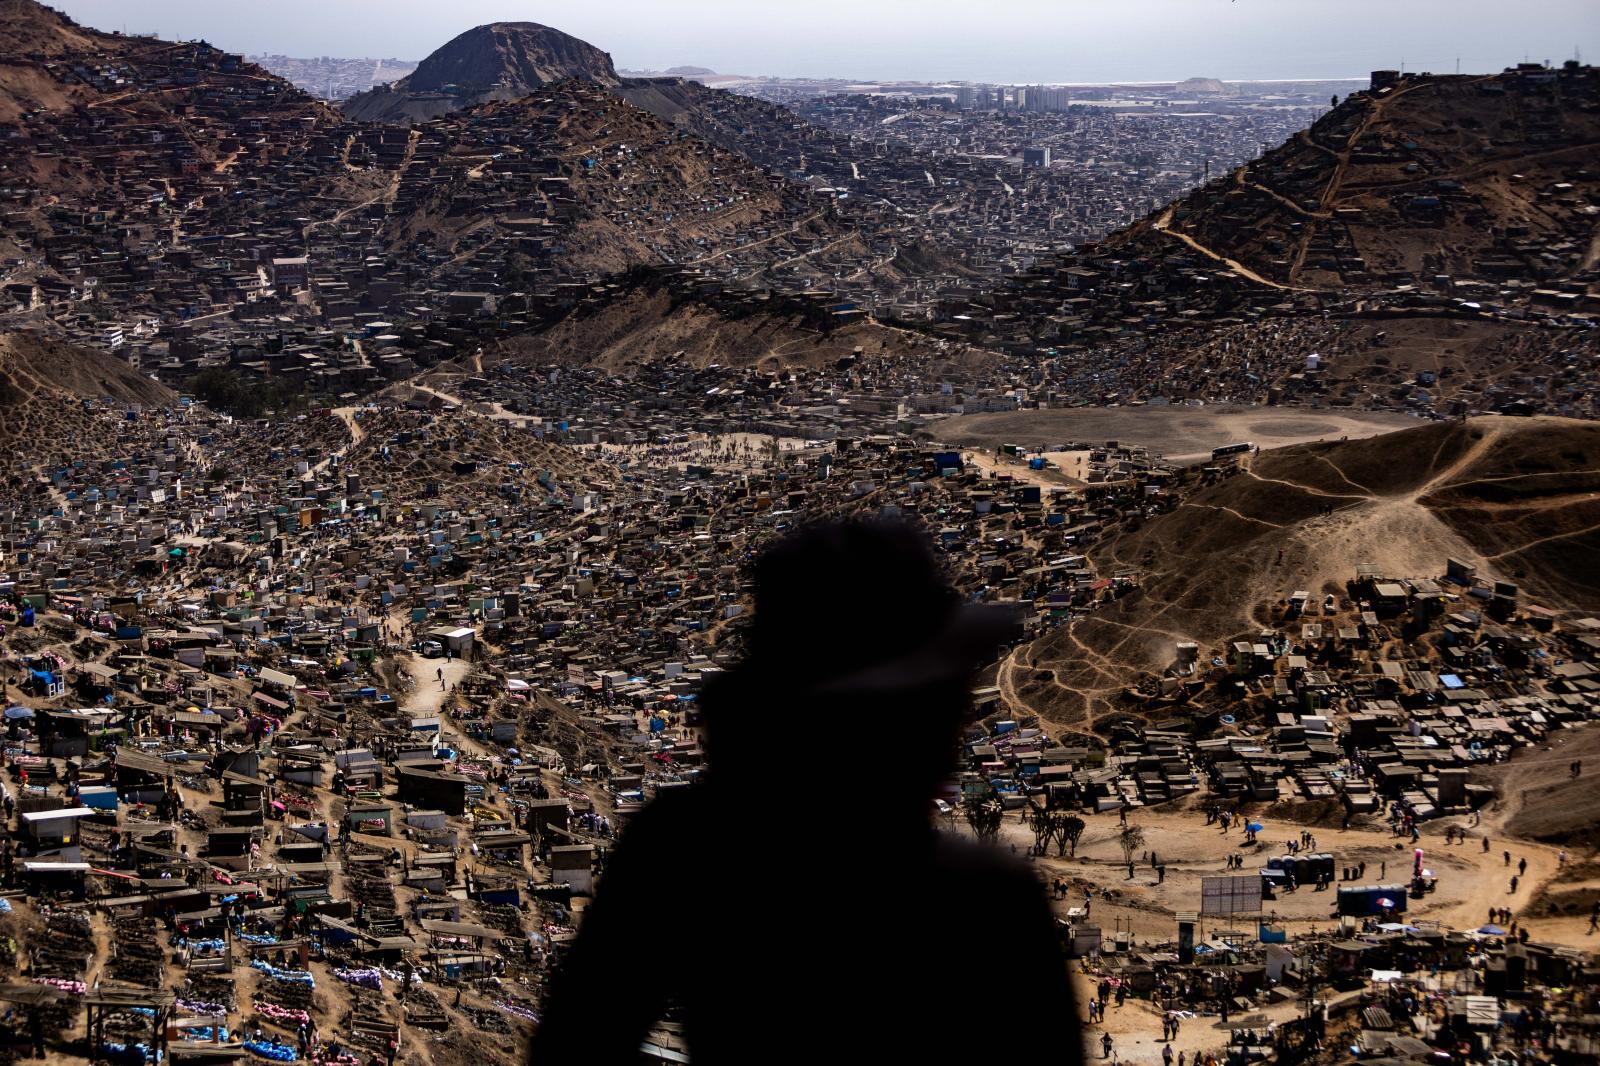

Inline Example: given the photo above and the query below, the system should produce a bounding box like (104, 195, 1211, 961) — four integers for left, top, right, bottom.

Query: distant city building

(1022, 146, 1051, 168)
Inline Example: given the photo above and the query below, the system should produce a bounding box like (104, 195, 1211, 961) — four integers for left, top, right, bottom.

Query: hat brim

(815, 602, 1025, 694)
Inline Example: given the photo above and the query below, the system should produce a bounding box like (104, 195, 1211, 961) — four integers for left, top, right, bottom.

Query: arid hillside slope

(381, 84, 843, 275)
(1104, 67, 1600, 291)
(0, 332, 176, 444)
(485, 282, 997, 374)
(1007, 417, 1600, 732)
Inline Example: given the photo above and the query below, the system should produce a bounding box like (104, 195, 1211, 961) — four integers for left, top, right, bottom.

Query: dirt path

(1239, 463, 1370, 502)
(308, 407, 367, 476)
(989, 792, 1580, 1065)
(965, 448, 1090, 490)
(1235, 164, 1331, 221)
(302, 130, 416, 242)
(403, 382, 529, 425)
(1151, 206, 1309, 292)
(391, 618, 470, 717)
(687, 209, 825, 265)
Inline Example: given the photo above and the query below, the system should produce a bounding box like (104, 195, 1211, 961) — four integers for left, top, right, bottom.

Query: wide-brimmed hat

(729, 519, 1022, 696)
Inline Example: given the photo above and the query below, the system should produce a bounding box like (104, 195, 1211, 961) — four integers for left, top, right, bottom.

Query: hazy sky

(51, 0, 1600, 83)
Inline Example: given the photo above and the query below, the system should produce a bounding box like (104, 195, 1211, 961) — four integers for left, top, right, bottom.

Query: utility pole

(1299, 937, 1325, 1061)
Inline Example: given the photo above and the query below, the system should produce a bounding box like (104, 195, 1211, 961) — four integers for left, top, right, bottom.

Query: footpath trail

(1151, 206, 1309, 292)
(398, 650, 469, 717)
(306, 406, 369, 477)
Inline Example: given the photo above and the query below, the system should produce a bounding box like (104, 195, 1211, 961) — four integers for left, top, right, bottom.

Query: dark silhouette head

(529, 519, 1073, 1066)
(703, 518, 1019, 804)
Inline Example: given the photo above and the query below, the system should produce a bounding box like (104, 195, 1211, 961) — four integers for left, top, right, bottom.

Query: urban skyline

(47, 0, 1600, 84)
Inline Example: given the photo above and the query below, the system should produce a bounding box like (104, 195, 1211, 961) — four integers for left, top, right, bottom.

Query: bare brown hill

(485, 282, 994, 374)
(0, 0, 98, 57)
(381, 83, 841, 274)
(1476, 725, 1600, 848)
(0, 1, 125, 122)
(1104, 66, 1600, 291)
(342, 22, 619, 124)
(0, 0, 344, 211)
(1006, 416, 1600, 733)
(0, 332, 175, 443)
(0, 332, 173, 406)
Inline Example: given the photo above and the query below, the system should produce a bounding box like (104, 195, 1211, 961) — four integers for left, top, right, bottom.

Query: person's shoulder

(930, 831, 1047, 891)
(614, 781, 711, 842)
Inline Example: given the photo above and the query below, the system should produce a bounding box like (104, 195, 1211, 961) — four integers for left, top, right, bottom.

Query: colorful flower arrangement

(254, 1002, 312, 1026)
(34, 977, 86, 996)
(251, 960, 315, 986)
(245, 1038, 298, 1061)
(100, 1041, 155, 1065)
(499, 1000, 539, 1021)
(331, 967, 384, 990)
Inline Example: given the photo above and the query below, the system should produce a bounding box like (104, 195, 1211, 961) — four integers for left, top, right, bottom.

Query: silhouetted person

(530, 519, 1077, 1065)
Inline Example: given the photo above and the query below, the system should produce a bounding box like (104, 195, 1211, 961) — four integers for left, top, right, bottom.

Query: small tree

(1118, 824, 1146, 866)
(1057, 814, 1087, 857)
(963, 794, 1004, 844)
(1028, 804, 1053, 852)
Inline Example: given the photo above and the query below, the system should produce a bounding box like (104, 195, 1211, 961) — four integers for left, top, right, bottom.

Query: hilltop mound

(486, 280, 987, 374)
(343, 22, 619, 123)
(380, 82, 840, 275)
(1106, 66, 1600, 291)
(1176, 78, 1231, 95)
(1006, 416, 1600, 732)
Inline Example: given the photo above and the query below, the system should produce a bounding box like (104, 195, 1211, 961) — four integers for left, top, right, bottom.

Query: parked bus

(1212, 441, 1254, 460)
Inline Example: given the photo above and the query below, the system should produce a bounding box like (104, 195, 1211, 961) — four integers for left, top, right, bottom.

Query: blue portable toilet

(80, 786, 119, 811)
